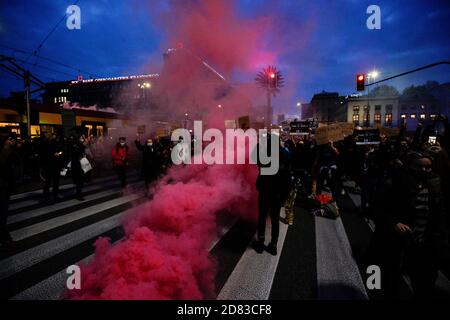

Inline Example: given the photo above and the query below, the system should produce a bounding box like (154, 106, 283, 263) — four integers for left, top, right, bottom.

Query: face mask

(120, 142, 125, 146)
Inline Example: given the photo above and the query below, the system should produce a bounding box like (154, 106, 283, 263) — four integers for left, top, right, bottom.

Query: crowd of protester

(1, 115, 450, 299)
(0, 130, 173, 249)
(254, 116, 450, 299)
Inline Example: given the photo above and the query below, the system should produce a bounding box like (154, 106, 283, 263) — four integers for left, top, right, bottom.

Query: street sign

(353, 128, 381, 145)
(290, 120, 311, 136)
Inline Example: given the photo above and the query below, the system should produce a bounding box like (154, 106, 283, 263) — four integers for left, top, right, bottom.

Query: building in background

(336, 95, 400, 128)
(399, 93, 439, 131)
(299, 102, 313, 120)
(0, 99, 130, 139)
(430, 82, 450, 116)
(311, 91, 345, 123)
(42, 73, 160, 111)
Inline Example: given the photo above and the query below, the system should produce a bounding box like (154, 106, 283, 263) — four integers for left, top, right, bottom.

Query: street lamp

(366, 70, 379, 127)
(296, 102, 301, 107)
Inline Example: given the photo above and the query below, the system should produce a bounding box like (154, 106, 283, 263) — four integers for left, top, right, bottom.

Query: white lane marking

(315, 216, 369, 300)
(218, 213, 289, 300)
(8, 181, 141, 225)
(11, 193, 143, 241)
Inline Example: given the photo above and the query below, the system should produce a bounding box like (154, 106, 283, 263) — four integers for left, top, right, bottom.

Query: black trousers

(317, 166, 338, 196)
(72, 170, 84, 198)
(257, 190, 282, 245)
(0, 187, 11, 243)
(43, 167, 60, 198)
(116, 165, 127, 188)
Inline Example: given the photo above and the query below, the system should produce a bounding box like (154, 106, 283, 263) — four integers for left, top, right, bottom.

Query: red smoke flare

(66, 163, 257, 300)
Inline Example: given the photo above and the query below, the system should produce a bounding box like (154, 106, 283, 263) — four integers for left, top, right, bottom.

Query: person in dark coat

(41, 133, 65, 202)
(70, 136, 87, 201)
(375, 151, 447, 299)
(253, 133, 291, 256)
(135, 136, 158, 189)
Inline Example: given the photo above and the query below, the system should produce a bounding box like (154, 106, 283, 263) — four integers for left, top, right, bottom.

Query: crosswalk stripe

(315, 216, 368, 300)
(218, 215, 289, 300)
(8, 175, 139, 213)
(7, 181, 141, 227)
(11, 193, 143, 241)
(9, 173, 138, 202)
(0, 203, 146, 281)
(0, 227, 124, 299)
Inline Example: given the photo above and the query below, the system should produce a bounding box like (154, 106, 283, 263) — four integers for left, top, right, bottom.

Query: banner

(314, 122, 355, 145)
(290, 120, 315, 136)
(354, 128, 381, 145)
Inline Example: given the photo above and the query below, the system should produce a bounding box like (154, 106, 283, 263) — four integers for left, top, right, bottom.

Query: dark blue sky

(1, 0, 450, 114)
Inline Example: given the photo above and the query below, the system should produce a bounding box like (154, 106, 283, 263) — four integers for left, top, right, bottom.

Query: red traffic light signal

(356, 74, 365, 91)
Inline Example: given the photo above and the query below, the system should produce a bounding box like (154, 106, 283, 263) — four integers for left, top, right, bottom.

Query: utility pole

(24, 71, 31, 137)
(0, 55, 46, 138)
(267, 91, 272, 127)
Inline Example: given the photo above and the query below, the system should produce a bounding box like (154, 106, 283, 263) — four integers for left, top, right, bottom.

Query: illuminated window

(97, 125, 104, 136)
(401, 114, 407, 119)
(353, 106, 360, 112)
(374, 113, 381, 123)
(420, 114, 426, 120)
(410, 114, 416, 119)
(0, 122, 20, 127)
(85, 124, 93, 136)
(54, 97, 57, 103)
(364, 113, 370, 123)
(352, 114, 359, 124)
(31, 125, 40, 137)
(430, 114, 437, 120)
(385, 113, 393, 126)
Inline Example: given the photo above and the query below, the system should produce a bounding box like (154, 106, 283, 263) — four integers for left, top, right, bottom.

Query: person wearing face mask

(378, 151, 446, 299)
(135, 134, 158, 190)
(112, 137, 130, 189)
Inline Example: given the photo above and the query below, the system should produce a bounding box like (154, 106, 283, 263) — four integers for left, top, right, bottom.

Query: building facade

(337, 96, 400, 128)
(311, 92, 345, 123)
(42, 74, 160, 110)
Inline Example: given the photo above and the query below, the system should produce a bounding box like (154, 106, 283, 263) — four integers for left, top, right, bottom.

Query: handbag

(80, 157, 93, 173)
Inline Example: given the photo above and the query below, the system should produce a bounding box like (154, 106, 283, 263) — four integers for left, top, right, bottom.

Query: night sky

(1, 0, 450, 115)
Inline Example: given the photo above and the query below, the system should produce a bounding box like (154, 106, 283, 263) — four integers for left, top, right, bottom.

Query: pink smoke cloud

(66, 163, 258, 300)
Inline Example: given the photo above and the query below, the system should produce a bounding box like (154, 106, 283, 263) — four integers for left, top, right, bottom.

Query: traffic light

(269, 72, 276, 88)
(356, 74, 365, 91)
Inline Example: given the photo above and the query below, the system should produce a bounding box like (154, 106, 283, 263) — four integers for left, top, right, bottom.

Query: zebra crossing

(3, 174, 446, 300)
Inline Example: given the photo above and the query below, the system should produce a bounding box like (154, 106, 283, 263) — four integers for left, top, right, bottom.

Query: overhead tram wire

(0, 44, 99, 79)
(14, 58, 76, 78)
(24, 0, 81, 64)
